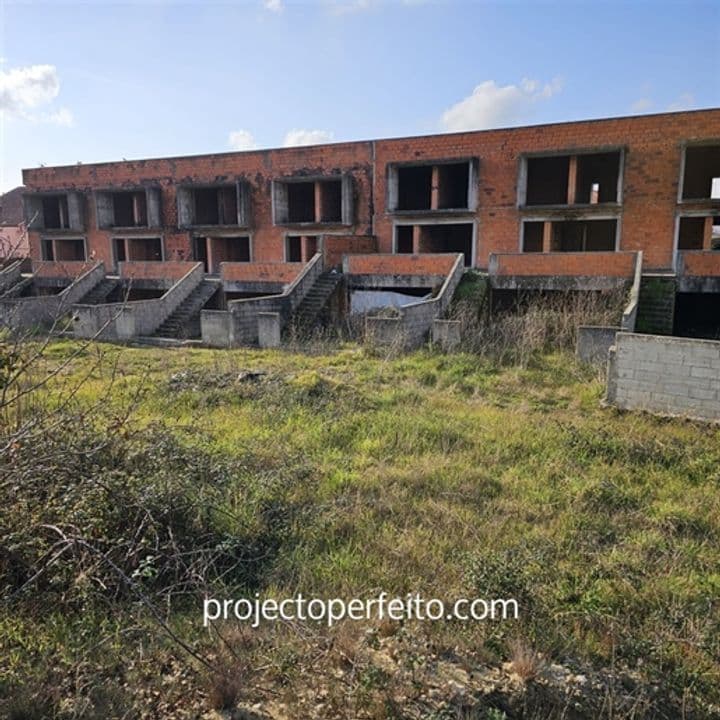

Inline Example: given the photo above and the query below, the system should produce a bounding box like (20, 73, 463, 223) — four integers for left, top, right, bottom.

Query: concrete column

(133, 193, 142, 226)
(430, 165, 440, 210)
(314, 182, 323, 224)
(301, 236, 310, 263)
(412, 225, 422, 254)
(567, 155, 578, 205)
(703, 216, 714, 250)
(542, 221, 553, 253)
(206, 237, 215, 274)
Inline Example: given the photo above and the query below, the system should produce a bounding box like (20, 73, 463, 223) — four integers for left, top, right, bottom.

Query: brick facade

(489, 251, 637, 277)
(345, 253, 458, 276)
(22, 109, 720, 279)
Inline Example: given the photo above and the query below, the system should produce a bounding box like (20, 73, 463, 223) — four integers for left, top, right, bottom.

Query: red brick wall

(220, 262, 303, 283)
(346, 253, 458, 276)
(374, 109, 720, 271)
(119, 260, 197, 280)
(323, 234, 377, 268)
(24, 141, 374, 272)
(22, 110, 720, 275)
(680, 251, 720, 277)
(490, 251, 637, 277)
(32, 260, 94, 278)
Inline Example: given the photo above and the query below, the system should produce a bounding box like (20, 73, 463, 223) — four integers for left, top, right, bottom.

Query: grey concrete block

(257, 312, 281, 349)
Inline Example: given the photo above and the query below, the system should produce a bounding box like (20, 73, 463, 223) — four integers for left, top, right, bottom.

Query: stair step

(152, 280, 218, 338)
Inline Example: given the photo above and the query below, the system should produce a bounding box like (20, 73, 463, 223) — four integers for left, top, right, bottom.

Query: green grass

(3, 339, 720, 717)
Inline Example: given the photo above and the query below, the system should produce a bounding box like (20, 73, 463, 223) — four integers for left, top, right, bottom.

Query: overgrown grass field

(1, 340, 719, 719)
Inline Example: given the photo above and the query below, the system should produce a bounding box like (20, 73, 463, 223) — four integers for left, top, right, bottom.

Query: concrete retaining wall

(73, 263, 203, 339)
(365, 253, 465, 349)
(606, 332, 720, 422)
(0, 262, 105, 330)
(576, 325, 618, 365)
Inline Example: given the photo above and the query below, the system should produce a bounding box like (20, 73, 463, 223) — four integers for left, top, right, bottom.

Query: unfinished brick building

(7, 108, 720, 346)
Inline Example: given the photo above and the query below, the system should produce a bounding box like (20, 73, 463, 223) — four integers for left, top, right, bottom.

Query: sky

(0, 0, 718, 192)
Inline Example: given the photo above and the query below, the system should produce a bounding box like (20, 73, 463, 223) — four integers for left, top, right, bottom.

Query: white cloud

(228, 129, 258, 151)
(440, 77, 563, 132)
(283, 129, 334, 147)
(262, 0, 284, 12)
(0, 64, 59, 115)
(0, 64, 74, 126)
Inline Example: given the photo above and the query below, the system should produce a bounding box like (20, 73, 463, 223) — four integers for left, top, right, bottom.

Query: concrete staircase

(153, 280, 218, 339)
(79, 278, 119, 305)
(636, 274, 676, 335)
(0, 275, 33, 299)
(289, 271, 342, 331)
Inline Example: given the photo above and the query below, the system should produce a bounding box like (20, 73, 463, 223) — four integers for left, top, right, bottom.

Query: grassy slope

(3, 340, 720, 716)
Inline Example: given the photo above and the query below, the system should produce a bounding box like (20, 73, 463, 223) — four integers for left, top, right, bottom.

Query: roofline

(22, 106, 720, 175)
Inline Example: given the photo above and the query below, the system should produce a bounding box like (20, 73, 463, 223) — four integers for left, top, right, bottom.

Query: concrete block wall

(606, 332, 720, 422)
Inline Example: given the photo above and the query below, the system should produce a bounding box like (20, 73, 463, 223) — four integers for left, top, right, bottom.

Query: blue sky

(0, 0, 718, 191)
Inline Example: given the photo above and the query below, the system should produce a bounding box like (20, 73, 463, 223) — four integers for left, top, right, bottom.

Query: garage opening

(675, 293, 720, 339)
